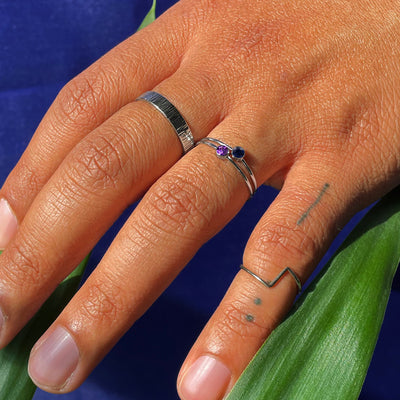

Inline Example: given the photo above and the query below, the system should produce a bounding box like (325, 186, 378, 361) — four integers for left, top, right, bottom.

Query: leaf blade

(138, 0, 157, 31)
(0, 253, 89, 399)
(227, 187, 400, 400)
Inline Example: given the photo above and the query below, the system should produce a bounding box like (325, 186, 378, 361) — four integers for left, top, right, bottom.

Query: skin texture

(0, 0, 399, 398)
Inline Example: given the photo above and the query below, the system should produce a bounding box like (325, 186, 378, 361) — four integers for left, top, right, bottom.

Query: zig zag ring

(239, 265, 302, 293)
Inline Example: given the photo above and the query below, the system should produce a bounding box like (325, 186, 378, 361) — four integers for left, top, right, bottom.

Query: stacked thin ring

(197, 138, 257, 197)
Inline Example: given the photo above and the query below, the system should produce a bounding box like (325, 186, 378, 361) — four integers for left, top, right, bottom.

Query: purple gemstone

(216, 145, 229, 157)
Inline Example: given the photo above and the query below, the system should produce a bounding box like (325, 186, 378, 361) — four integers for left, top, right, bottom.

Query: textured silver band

(197, 138, 257, 197)
(240, 265, 302, 293)
(136, 91, 195, 154)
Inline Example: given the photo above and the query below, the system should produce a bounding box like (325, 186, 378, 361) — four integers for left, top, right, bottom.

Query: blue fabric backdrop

(0, 1, 399, 399)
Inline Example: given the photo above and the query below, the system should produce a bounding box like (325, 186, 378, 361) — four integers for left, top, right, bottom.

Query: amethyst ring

(136, 91, 195, 154)
(197, 138, 257, 197)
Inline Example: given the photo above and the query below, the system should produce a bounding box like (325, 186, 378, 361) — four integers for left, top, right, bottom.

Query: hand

(0, 0, 399, 399)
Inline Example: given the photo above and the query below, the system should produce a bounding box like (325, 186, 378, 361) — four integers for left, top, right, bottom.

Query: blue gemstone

(232, 146, 245, 159)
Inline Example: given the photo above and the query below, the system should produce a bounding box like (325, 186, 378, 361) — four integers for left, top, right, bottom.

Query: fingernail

(179, 356, 231, 400)
(0, 199, 18, 250)
(28, 326, 79, 389)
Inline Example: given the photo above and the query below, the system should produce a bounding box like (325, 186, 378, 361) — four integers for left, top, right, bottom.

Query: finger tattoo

(254, 298, 262, 306)
(297, 183, 330, 225)
(245, 314, 255, 322)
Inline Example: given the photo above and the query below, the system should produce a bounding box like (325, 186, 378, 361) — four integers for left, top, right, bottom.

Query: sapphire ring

(197, 138, 257, 197)
(136, 91, 195, 154)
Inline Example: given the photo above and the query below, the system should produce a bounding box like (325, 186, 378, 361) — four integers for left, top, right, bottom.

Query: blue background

(0, 1, 399, 399)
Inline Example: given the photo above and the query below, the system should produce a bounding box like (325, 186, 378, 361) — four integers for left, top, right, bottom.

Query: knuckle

(16, 158, 43, 195)
(80, 279, 125, 325)
(174, 0, 215, 32)
(69, 134, 131, 192)
(343, 97, 400, 185)
(4, 158, 44, 208)
(215, 300, 273, 343)
(251, 220, 320, 268)
(179, 64, 220, 97)
(56, 68, 107, 127)
(144, 170, 212, 239)
(1, 237, 45, 289)
(331, 96, 380, 156)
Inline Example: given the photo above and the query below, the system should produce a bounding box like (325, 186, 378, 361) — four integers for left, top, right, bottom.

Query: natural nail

(28, 326, 79, 389)
(179, 356, 231, 400)
(0, 199, 18, 250)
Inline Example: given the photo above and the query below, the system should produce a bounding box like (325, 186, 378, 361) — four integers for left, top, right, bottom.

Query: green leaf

(0, 253, 89, 399)
(227, 187, 400, 400)
(138, 0, 157, 31)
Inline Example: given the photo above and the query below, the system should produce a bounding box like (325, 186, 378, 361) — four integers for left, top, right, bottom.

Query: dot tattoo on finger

(254, 298, 262, 306)
(245, 314, 255, 322)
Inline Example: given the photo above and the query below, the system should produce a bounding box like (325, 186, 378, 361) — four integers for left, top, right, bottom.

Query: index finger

(0, 2, 188, 230)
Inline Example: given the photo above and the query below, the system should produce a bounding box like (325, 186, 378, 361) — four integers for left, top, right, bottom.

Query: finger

(0, 55, 232, 348)
(25, 112, 287, 393)
(0, 2, 188, 247)
(176, 155, 361, 400)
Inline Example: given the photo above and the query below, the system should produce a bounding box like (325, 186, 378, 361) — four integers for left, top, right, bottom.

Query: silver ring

(136, 91, 195, 154)
(240, 265, 302, 293)
(197, 138, 257, 197)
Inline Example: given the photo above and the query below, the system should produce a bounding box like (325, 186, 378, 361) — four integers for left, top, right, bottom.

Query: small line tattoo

(254, 298, 262, 305)
(297, 183, 330, 226)
(245, 314, 255, 322)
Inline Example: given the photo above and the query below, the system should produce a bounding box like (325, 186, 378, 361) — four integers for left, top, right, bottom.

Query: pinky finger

(177, 157, 362, 400)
